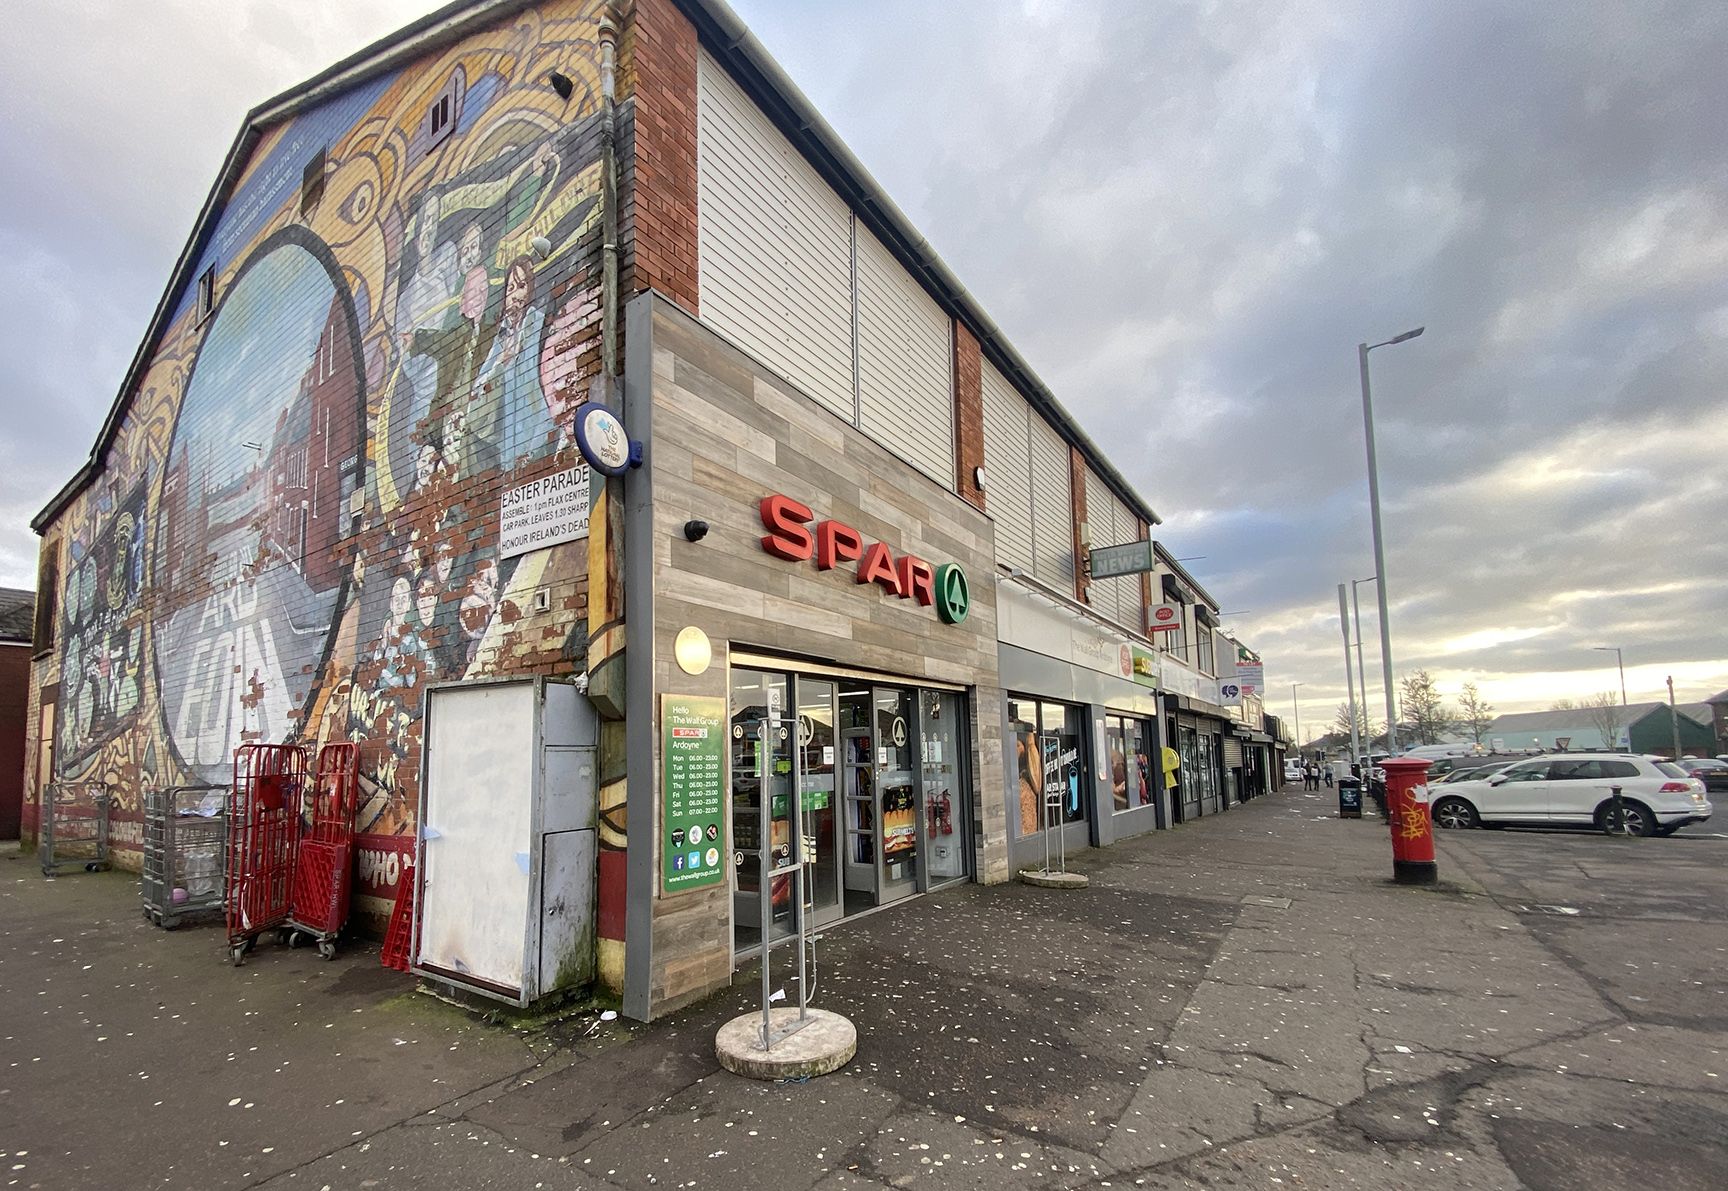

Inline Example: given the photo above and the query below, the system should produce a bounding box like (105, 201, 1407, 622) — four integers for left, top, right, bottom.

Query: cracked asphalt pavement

(4, 792, 1726, 1189)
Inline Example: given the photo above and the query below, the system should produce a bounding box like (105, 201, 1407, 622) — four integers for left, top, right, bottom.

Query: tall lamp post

(1593, 646, 1627, 706)
(1358, 326, 1424, 753)
(1338, 585, 1360, 768)
(1351, 575, 1377, 753)
(1291, 682, 1305, 758)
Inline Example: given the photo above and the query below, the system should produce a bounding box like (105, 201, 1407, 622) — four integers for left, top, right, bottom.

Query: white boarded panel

(981, 360, 1035, 572)
(1112, 491, 1144, 630)
(1083, 466, 1121, 624)
(856, 224, 955, 486)
(1028, 413, 1074, 590)
(697, 50, 855, 420)
(418, 682, 536, 995)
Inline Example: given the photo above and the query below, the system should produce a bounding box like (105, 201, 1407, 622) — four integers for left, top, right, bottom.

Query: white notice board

(499, 464, 592, 560)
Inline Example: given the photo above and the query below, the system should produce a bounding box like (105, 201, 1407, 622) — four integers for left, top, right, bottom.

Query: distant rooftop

(0, 587, 34, 643)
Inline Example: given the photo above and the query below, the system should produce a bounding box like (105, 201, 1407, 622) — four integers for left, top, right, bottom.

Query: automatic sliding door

(730, 669, 793, 953)
(795, 677, 841, 926)
(875, 687, 917, 903)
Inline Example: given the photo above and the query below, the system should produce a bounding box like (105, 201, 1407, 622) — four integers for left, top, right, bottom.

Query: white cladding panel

(856, 225, 955, 486)
(1110, 489, 1143, 630)
(696, 50, 856, 421)
(980, 360, 1036, 572)
(1028, 413, 1074, 589)
(1082, 467, 1121, 624)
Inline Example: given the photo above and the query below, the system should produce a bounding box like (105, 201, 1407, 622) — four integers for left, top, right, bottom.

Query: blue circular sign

(576, 403, 634, 476)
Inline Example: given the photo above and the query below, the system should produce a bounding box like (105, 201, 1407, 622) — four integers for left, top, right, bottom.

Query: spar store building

(24, 0, 1256, 1021)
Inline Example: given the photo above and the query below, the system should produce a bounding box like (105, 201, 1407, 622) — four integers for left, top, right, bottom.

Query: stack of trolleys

(287, 743, 359, 959)
(379, 857, 417, 972)
(226, 744, 307, 965)
(141, 784, 227, 928)
(40, 781, 113, 876)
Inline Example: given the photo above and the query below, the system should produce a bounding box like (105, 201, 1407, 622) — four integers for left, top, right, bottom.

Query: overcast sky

(2, 0, 1724, 736)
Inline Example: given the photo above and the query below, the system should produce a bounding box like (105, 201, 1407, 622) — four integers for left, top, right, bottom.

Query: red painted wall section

(0, 645, 26, 839)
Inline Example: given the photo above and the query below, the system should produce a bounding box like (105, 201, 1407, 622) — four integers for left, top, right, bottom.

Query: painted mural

(47, 1, 612, 861)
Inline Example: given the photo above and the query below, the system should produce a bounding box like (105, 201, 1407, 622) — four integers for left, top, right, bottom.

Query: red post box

(1381, 756, 1437, 885)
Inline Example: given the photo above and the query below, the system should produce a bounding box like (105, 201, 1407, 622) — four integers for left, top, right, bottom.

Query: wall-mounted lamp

(683, 519, 710, 543)
(548, 71, 575, 101)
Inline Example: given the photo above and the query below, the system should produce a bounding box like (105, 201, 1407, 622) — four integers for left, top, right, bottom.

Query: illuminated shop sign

(759, 494, 970, 625)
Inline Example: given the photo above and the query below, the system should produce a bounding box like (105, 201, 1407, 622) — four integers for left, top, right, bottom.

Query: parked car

(1436, 760, 1515, 785)
(1283, 760, 1304, 781)
(1674, 757, 1728, 795)
(1429, 753, 1711, 836)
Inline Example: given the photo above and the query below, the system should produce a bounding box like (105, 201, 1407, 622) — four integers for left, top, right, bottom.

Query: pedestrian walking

(1324, 764, 1334, 790)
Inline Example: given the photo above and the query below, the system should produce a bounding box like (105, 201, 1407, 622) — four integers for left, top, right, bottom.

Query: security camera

(683, 520, 710, 543)
(530, 235, 552, 261)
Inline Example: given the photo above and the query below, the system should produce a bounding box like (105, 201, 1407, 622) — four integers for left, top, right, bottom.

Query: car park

(1674, 757, 1728, 795)
(1428, 753, 1712, 836)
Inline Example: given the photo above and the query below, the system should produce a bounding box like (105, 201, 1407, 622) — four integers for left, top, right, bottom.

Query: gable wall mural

(36, 0, 616, 923)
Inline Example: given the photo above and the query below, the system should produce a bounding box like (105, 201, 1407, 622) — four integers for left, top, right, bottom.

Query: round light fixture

(674, 626, 712, 676)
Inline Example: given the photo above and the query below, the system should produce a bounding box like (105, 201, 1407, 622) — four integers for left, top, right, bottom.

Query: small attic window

(424, 71, 462, 153)
(300, 147, 327, 216)
(196, 267, 216, 322)
(427, 92, 454, 149)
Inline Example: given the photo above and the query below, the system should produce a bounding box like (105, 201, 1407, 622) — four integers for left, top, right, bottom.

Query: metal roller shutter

(1028, 414, 1074, 590)
(697, 50, 856, 421)
(855, 224, 955, 487)
(981, 361, 1036, 572)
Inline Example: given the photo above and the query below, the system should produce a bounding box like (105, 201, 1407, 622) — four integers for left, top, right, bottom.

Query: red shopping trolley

(288, 743, 358, 959)
(226, 744, 307, 965)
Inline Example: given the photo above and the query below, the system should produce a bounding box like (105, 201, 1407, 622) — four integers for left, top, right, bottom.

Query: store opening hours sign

(661, 694, 727, 894)
(500, 463, 592, 560)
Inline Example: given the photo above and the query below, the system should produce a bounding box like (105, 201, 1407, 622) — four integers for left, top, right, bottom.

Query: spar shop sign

(759, 494, 970, 625)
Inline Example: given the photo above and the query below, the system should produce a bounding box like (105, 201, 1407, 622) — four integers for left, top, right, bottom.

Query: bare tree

(1458, 682, 1495, 744)
(1550, 697, 1578, 711)
(1582, 691, 1628, 750)
(1331, 702, 1367, 741)
(1399, 669, 1457, 745)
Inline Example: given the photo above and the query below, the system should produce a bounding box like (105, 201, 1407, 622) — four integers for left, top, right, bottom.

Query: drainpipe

(598, 13, 620, 397)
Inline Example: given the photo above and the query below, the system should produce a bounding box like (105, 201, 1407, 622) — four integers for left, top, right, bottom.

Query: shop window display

(1108, 715, 1153, 812)
(1011, 697, 1087, 835)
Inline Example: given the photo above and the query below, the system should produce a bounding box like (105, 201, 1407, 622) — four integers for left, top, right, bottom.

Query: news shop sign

(500, 464, 592, 560)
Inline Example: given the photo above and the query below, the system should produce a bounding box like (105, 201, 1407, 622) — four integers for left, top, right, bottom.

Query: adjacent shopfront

(994, 577, 1170, 867)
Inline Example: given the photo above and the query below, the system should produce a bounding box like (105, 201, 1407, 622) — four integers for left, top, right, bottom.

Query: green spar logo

(935, 563, 970, 625)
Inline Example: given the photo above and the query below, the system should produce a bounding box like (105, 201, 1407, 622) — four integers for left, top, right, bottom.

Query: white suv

(1429, 753, 1712, 836)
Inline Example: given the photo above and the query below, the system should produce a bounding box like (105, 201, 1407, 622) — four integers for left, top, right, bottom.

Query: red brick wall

(623, 0, 699, 313)
(952, 323, 985, 511)
(1136, 516, 1153, 633)
(1069, 445, 1090, 603)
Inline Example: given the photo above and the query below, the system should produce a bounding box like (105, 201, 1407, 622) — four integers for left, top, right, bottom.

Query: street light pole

(1351, 575, 1376, 753)
(1291, 682, 1304, 757)
(1668, 675, 1683, 760)
(1358, 327, 1424, 754)
(1339, 585, 1360, 768)
(1594, 646, 1627, 706)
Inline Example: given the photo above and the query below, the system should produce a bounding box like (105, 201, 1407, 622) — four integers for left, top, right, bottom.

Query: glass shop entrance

(729, 666, 971, 954)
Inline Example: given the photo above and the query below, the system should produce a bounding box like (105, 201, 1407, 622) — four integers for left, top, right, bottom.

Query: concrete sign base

(715, 1008, 856, 1080)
